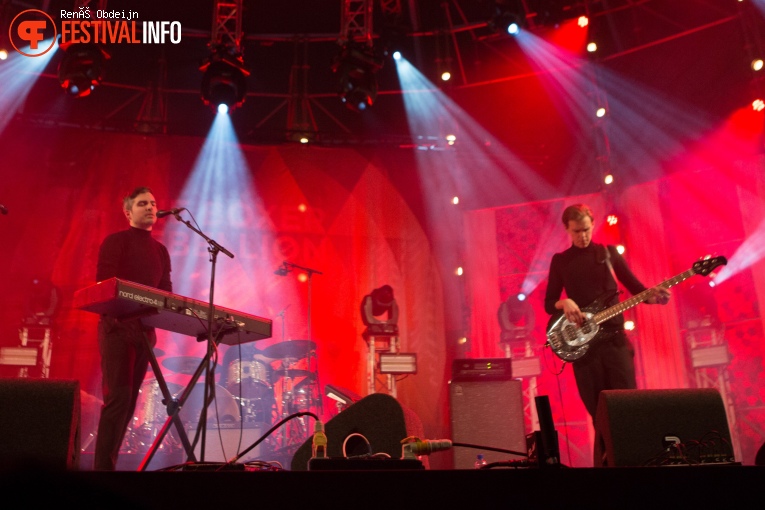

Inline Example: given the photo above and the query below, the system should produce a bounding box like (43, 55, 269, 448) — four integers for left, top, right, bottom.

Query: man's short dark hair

(123, 186, 153, 211)
(561, 203, 594, 226)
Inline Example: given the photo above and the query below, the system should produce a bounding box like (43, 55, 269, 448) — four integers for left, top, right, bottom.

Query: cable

(342, 432, 372, 458)
(552, 366, 574, 467)
(219, 411, 318, 470)
(450, 441, 528, 458)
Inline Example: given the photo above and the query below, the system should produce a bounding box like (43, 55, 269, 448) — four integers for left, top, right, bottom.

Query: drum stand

(270, 354, 319, 458)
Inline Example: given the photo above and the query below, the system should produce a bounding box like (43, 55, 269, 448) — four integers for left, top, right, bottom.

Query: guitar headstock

(692, 256, 727, 276)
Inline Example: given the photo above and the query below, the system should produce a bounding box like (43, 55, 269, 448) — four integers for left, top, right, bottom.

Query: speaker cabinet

(449, 378, 526, 469)
(0, 378, 81, 470)
(594, 388, 733, 467)
(291, 393, 408, 470)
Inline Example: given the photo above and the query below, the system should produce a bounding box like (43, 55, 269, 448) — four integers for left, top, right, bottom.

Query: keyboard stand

(137, 327, 199, 471)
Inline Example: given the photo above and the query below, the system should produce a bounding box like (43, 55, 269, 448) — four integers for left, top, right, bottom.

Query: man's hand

(646, 285, 671, 305)
(558, 298, 584, 325)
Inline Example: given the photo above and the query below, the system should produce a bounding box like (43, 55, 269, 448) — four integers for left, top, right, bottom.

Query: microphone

(404, 439, 452, 457)
(274, 262, 290, 276)
(156, 207, 185, 219)
(0, 204, 7, 215)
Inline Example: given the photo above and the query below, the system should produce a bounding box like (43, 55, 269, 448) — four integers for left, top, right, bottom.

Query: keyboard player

(93, 186, 173, 471)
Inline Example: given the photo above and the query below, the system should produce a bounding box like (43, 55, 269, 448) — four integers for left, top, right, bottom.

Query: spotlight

(333, 43, 384, 112)
(489, 8, 523, 36)
(587, 42, 598, 53)
(200, 47, 249, 113)
(57, 43, 109, 98)
(0, 49, 7, 60)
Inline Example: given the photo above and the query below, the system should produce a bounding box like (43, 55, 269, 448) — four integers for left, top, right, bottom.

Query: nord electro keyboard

(73, 278, 272, 345)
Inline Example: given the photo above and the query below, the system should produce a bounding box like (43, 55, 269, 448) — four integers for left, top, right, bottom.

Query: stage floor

(2, 462, 762, 509)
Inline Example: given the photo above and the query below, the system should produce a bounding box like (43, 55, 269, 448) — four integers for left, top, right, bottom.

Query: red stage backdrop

(1, 124, 764, 468)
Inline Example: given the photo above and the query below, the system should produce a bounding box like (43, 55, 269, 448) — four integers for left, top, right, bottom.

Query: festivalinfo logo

(9, 7, 183, 57)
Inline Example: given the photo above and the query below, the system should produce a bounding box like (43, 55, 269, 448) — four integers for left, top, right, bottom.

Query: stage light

(752, 59, 763, 71)
(578, 16, 589, 28)
(517, 293, 526, 301)
(200, 46, 249, 113)
(446, 134, 456, 145)
(333, 42, 384, 112)
(606, 214, 618, 226)
(616, 245, 625, 254)
(596, 107, 607, 117)
(57, 43, 109, 98)
(587, 42, 598, 53)
(441, 70, 451, 82)
(753, 99, 765, 112)
(393, 51, 401, 60)
(624, 320, 635, 331)
(0, 49, 7, 60)
(452, 196, 459, 205)
(490, 9, 523, 36)
(604, 174, 614, 185)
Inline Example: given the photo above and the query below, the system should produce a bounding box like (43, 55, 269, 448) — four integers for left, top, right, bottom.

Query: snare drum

(226, 359, 272, 399)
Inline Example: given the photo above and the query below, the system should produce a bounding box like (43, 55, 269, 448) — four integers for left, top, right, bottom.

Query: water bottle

(474, 453, 487, 469)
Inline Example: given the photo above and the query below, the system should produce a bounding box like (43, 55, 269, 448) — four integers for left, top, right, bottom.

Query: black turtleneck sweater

(96, 226, 172, 292)
(544, 242, 646, 329)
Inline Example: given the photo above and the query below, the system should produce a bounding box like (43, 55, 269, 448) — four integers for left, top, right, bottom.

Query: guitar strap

(601, 244, 618, 285)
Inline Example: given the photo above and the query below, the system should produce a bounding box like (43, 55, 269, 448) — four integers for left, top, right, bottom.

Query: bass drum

(179, 383, 241, 427)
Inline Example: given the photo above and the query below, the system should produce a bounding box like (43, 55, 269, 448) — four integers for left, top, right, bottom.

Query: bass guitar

(545, 256, 727, 362)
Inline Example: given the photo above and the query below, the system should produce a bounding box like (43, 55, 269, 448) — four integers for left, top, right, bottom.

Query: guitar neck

(592, 268, 696, 324)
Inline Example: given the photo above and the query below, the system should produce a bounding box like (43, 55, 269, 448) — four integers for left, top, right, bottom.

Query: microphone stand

(280, 261, 323, 415)
(138, 211, 234, 470)
(172, 211, 234, 462)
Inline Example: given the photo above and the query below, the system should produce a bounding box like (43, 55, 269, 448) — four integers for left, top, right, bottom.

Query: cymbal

(263, 340, 316, 359)
(161, 356, 203, 375)
(274, 369, 312, 379)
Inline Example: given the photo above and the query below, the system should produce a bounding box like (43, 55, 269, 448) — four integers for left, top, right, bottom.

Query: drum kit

(124, 339, 320, 460)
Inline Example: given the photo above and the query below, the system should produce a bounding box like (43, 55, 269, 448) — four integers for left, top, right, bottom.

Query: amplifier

(451, 358, 513, 382)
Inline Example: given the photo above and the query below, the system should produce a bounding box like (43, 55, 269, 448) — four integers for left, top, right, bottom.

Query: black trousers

(572, 330, 637, 420)
(93, 318, 155, 471)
